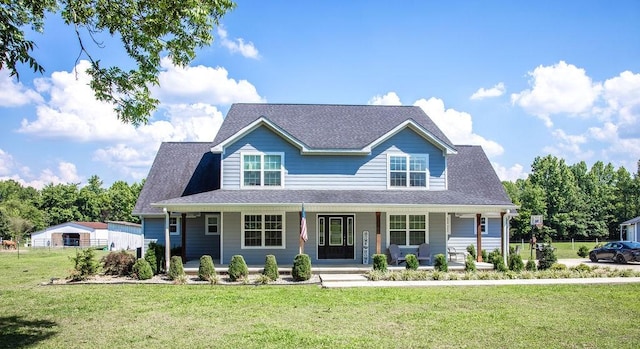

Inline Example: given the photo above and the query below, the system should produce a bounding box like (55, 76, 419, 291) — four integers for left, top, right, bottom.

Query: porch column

(501, 211, 506, 264)
(476, 213, 482, 262)
(163, 208, 170, 272)
(181, 213, 187, 263)
(376, 212, 381, 254)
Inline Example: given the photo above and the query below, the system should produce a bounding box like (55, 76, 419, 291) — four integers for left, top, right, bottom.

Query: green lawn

(511, 241, 603, 259)
(1, 249, 640, 348)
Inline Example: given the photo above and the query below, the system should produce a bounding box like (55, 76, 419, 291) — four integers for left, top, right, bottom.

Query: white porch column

(163, 208, 171, 272)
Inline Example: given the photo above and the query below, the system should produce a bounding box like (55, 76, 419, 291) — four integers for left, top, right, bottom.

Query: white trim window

(388, 154, 429, 188)
(242, 213, 285, 249)
(389, 214, 428, 246)
(475, 216, 488, 235)
(205, 214, 220, 235)
(169, 217, 180, 235)
(241, 152, 284, 188)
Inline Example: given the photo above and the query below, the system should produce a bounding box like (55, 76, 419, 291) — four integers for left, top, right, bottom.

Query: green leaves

(2, 0, 236, 124)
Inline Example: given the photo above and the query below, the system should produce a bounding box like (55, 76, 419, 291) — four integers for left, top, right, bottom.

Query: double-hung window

(205, 214, 220, 235)
(389, 214, 428, 246)
(169, 217, 180, 235)
(388, 154, 428, 188)
(242, 214, 285, 248)
(242, 153, 284, 187)
(475, 216, 488, 235)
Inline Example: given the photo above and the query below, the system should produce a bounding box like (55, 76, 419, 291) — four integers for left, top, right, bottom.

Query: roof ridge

(231, 102, 419, 108)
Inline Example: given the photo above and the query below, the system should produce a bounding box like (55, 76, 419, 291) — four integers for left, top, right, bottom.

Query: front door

(318, 215, 355, 259)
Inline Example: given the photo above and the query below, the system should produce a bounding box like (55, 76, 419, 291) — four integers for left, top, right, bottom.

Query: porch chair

(388, 244, 406, 265)
(416, 243, 431, 264)
(447, 247, 468, 261)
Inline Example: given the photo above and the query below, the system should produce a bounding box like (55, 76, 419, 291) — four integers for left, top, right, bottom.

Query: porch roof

(152, 188, 516, 213)
(621, 216, 640, 225)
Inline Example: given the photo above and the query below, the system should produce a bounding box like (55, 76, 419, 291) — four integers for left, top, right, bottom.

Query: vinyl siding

(448, 215, 502, 253)
(222, 126, 448, 190)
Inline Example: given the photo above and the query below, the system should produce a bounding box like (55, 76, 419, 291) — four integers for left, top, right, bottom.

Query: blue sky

(1, 1, 639, 188)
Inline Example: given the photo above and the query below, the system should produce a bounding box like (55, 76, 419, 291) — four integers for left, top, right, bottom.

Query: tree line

(504, 155, 640, 242)
(0, 175, 143, 242)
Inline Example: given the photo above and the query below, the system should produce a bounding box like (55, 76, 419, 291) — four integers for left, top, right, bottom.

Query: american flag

(300, 203, 308, 242)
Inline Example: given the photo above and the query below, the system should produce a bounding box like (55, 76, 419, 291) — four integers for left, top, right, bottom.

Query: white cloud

(470, 82, 506, 100)
(413, 97, 504, 157)
(368, 92, 402, 106)
(542, 128, 592, 160)
(0, 69, 43, 107)
(511, 61, 602, 126)
(154, 58, 265, 105)
(0, 157, 81, 190)
(14, 59, 262, 183)
(492, 162, 527, 182)
(17, 60, 137, 141)
(0, 149, 15, 176)
(217, 26, 260, 59)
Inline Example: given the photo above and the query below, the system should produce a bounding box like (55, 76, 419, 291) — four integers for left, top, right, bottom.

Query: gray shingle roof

(150, 145, 513, 208)
(133, 142, 219, 215)
(212, 103, 455, 151)
(622, 216, 640, 225)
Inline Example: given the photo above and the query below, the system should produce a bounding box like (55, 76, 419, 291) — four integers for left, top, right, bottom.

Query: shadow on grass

(0, 316, 57, 348)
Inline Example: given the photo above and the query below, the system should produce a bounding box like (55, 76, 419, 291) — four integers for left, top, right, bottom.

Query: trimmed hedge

(228, 255, 248, 281)
(464, 254, 476, 272)
(168, 256, 185, 280)
(198, 255, 216, 281)
(133, 258, 153, 280)
(405, 254, 418, 270)
(372, 254, 387, 272)
(263, 255, 279, 281)
(433, 253, 448, 272)
(292, 254, 312, 281)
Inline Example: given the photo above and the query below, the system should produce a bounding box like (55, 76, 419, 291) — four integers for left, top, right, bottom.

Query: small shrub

(292, 254, 312, 281)
(366, 270, 387, 281)
(228, 255, 249, 281)
(487, 248, 501, 267)
(372, 254, 388, 272)
(101, 250, 136, 276)
(494, 257, 508, 272)
(148, 242, 165, 273)
(508, 253, 524, 272)
(433, 254, 448, 272)
(168, 256, 185, 280)
(173, 274, 188, 285)
(537, 245, 557, 270)
(133, 258, 153, 280)
(263, 255, 279, 281)
(571, 263, 592, 273)
(464, 254, 476, 272)
(228, 255, 248, 280)
(255, 274, 272, 285)
(525, 259, 537, 271)
(144, 247, 157, 275)
(405, 254, 418, 270)
(69, 248, 99, 281)
(466, 244, 477, 259)
(481, 249, 488, 262)
(198, 255, 216, 281)
(577, 245, 590, 258)
(550, 263, 567, 271)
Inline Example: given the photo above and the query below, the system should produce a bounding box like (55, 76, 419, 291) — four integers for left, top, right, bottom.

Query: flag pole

(299, 203, 307, 254)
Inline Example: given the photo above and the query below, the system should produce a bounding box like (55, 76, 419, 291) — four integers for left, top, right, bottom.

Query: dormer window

(388, 154, 429, 188)
(241, 152, 284, 188)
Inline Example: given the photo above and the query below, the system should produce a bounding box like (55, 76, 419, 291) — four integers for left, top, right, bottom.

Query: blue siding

(143, 218, 180, 247)
(222, 126, 448, 190)
(429, 212, 447, 260)
(184, 215, 220, 261)
(448, 215, 502, 253)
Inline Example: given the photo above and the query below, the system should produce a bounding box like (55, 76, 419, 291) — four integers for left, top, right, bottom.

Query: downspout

(163, 208, 170, 272)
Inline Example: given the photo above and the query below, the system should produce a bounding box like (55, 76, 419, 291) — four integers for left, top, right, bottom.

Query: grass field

(511, 241, 603, 259)
(1, 249, 640, 348)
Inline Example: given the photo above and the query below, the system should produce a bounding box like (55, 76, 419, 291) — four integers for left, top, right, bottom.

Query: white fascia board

(151, 202, 517, 214)
(365, 120, 457, 155)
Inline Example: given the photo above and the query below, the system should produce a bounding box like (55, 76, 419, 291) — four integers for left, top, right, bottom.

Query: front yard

(1, 248, 639, 348)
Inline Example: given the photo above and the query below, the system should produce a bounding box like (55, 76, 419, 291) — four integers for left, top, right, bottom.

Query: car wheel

(615, 254, 627, 264)
(589, 253, 598, 263)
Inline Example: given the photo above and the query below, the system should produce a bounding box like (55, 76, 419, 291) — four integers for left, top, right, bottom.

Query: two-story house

(133, 103, 516, 267)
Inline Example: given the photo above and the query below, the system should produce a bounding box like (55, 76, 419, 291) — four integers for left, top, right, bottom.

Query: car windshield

(622, 241, 640, 249)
